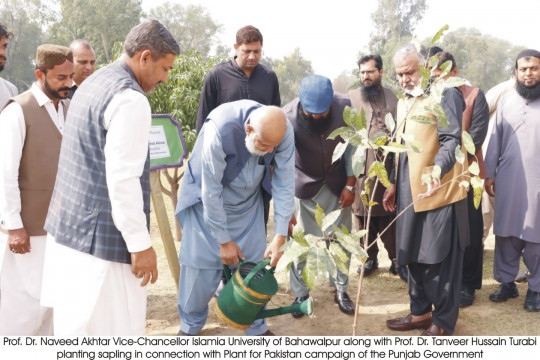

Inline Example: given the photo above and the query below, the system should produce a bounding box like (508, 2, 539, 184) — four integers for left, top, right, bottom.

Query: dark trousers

(354, 215, 396, 261)
(408, 231, 463, 335)
(462, 189, 484, 290)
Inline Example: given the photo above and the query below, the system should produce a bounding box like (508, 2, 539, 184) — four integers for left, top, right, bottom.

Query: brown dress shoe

(258, 330, 275, 336)
(421, 323, 449, 336)
(386, 314, 432, 331)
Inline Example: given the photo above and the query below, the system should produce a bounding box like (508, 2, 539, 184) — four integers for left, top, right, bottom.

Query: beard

(44, 77, 70, 100)
(245, 132, 268, 156)
(516, 79, 540, 100)
(297, 103, 333, 133)
(361, 82, 382, 101)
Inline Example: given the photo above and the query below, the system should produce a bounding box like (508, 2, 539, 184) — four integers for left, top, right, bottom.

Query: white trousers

(0, 233, 53, 335)
(42, 235, 147, 336)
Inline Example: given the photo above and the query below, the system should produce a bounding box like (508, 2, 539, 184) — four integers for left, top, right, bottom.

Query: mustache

(59, 87, 71, 92)
(0, 56, 6, 61)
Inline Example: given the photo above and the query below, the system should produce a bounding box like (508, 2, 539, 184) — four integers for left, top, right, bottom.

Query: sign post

(150, 114, 187, 289)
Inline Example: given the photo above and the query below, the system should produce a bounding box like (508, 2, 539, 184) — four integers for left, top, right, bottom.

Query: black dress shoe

(524, 289, 540, 312)
(291, 294, 310, 318)
(389, 262, 408, 282)
(357, 259, 378, 275)
(459, 287, 475, 308)
(489, 282, 519, 302)
(334, 291, 354, 314)
(386, 314, 432, 331)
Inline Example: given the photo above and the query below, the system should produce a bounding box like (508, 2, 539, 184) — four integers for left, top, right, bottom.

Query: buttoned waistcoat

(45, 60, 149, 264)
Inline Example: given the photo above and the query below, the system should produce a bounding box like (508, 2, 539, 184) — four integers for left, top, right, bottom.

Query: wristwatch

(345, 185, 355, 193)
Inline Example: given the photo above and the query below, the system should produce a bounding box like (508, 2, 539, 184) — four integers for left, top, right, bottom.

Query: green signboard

(150, 114, 187, 170)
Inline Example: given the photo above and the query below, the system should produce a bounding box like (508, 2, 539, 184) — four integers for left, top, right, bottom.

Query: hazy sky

(142, 0, 540, 80)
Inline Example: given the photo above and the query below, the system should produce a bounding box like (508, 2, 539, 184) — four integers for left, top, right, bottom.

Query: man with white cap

(485, 49, 540, 312)
(283, 74, 356, 316)
(0, 44, 73, 335)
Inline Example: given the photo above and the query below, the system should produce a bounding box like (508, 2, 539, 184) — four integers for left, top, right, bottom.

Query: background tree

(332, 71, 355, 94)
(147, 50, 224, 241)
(436, 27, 524, 91)
(0, 0, 52, 90)
(147, 2, 222, 58)
(47, 0, 142, 64)
(272, 48, 314, 104)
(368, 0, 427, 83)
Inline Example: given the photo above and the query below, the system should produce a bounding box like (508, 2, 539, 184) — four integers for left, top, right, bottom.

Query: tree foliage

(0, 0, 53, 90)
(368, 0, 427, 83)
(436, 27, 525, 91)
(147, 2, 222, 58)
(271, 48, 314, 104)
(147, 51, 224, 153)
(47, 0, 142, 64)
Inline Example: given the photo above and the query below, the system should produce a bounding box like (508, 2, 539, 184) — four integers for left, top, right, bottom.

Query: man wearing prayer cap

(0, 44, 73, 335)
(283, 75, 356, 316)
(485, 49, 540, 312)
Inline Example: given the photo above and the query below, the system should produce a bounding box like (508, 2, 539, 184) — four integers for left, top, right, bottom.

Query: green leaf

(328, 126, 354, 141)
(354, 107, 368, 130)
(303, 248, 328, 289)
(462, 131, 476, 155)
(364, 178, 371, 196)
(332, 140, 348, 164)
(432, 103, 448, 128)
(367, 161, 391, 187)
(432, 165, 442, 180)
(314, 203, 324, 228)
(384, 113, 395, 133)
(352, 146, 366, 178)
(455, 145, 465, 165)
(329, 243, 349, 274)
(341, 224, 350, 235)
(436, 60, 452, 80)
(408, 141, 423, 153)
(471, 175, 483, 189)
(420, 65, 431, 90)
(411, 115, 437, 125)
(441, 77, 468, 88)
(360, 191, 369, 207)
(469, 161, 480, 176)
(381, 142, 408, 153)
(292, 224, 309, 247)
(431, 24, 449, 44)
(336, 232, 363, 257)
(276, 246, 311, 273)
(473, 185, 482, 209)
(324, 248, 339, 280)
(305, 234, 321, 246)
(459, 180, 469, 188)
(369, 130, 389, 147)
(428, 55, 440, 70)
(369, 201, 379, 206)
(322, 209, 342, 234)
(343, 106, 353, 126)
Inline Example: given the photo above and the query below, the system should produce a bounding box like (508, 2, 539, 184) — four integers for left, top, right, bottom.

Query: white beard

(245, 132, 268, 156)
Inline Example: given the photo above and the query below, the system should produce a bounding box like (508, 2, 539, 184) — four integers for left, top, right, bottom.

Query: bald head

(245, 106, 287, 156)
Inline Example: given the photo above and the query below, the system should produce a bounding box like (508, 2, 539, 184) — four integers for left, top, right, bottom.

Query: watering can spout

(255, 297, 314, 320)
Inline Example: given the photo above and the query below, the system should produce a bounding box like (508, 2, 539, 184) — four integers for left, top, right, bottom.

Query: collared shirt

(0, 84, 67, 230)
(102, 88, 152, 252)
(0, 77, 18, 108)
(195, 59, 281, 133)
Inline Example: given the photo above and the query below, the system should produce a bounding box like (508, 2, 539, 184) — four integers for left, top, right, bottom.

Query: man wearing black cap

(0, 44, 73, 335)
(283, 75, 356, 316)
(484, 49, 540, 312)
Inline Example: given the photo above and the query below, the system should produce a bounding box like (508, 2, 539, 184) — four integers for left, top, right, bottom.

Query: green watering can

(215, 258, 314, 330)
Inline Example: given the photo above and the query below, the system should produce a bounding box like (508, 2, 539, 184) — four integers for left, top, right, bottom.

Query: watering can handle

(222, 258, 245, 282)
(243, 258, 274, 286)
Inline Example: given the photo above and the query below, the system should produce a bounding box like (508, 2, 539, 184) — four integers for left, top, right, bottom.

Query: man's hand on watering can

(265, 235, 287, 267)
(220, 241, 245, 265)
